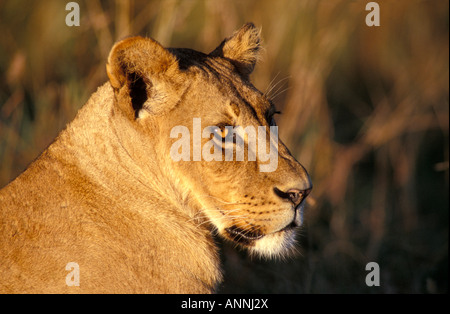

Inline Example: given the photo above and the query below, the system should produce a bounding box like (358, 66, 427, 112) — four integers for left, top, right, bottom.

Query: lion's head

(106, 23, 312, 258)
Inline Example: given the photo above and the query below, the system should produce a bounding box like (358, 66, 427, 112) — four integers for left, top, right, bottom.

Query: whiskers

(188, 194, 255, 232)
(264, 73, 291, 101)
(188, 206, 251, 229)
(189, 194, 301, 259)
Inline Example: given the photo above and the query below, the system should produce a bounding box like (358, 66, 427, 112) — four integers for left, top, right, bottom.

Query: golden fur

(0, 23, 311, 293)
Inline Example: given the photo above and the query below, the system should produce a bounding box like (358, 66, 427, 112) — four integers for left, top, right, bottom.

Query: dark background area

(0, 0, 448, 293)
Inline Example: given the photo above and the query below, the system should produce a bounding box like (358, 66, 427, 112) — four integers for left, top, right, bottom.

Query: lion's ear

(210, 23, 262, 77)
(106, 36, 179, 119)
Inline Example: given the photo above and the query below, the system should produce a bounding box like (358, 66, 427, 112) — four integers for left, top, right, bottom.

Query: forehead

(169, 47, 273, 116)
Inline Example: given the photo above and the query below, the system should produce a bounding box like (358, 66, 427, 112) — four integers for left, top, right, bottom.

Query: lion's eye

(213, 125, 228, 141)
(212, 124, 237, 144)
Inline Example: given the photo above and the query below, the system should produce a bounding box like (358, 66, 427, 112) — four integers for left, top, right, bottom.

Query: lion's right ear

(106, 36, 179, 119)
(210, 23, 262, 77)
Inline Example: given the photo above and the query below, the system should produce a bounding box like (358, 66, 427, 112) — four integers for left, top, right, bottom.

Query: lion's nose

(273, 187, 311, 207)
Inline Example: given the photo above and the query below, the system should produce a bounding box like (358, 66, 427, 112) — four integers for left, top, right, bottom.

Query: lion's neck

(30, 83, 222, 292)
(47, 84, 164, 200)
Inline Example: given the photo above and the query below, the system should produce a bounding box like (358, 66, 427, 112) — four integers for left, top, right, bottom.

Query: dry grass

(0, 0, 448, 293)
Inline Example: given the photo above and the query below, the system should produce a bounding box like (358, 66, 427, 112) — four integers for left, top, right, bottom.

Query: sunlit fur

(0, 23, 311, 293)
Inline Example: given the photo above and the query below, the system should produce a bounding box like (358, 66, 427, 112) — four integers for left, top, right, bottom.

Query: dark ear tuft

(210, 23, 262, 76)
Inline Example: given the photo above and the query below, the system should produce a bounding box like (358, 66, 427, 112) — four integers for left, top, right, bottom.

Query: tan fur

(0, 23, 311, 293)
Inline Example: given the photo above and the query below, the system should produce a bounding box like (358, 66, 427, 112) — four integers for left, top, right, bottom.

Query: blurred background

(0, 0, 448, 293)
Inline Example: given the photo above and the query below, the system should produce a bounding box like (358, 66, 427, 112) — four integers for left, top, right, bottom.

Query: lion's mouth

(225, 207, 303, 245)
(225, 226, 264, 245)
(224, 204, 304, 246)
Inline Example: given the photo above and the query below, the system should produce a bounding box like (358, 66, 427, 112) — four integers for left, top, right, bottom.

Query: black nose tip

(274, 187, 311, 207)
(287, 188, 311, 207)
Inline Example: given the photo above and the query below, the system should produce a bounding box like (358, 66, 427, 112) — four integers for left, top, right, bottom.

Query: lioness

(0, 23, 311, 293)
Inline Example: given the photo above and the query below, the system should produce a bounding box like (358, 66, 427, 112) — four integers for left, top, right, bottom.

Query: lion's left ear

(210, 23, 262, 77)
(106, 36, 179, 120)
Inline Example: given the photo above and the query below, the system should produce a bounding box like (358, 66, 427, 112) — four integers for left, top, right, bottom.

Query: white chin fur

(249, 228, 298, 259)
